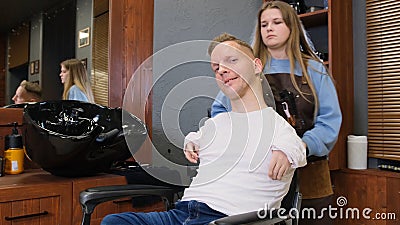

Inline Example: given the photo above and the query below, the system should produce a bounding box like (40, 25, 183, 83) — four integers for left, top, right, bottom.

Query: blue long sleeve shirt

(68, 85, 90, 102)
(211, 58, 342, 157)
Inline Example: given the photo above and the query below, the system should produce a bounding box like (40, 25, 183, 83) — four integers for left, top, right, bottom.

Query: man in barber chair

(12, 80, 42, 104)
(100, 33, 307, 225)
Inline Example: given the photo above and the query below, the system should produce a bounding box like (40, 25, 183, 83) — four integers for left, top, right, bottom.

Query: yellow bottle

(4, 122, 24, 175)
(5, 149, 24, 174)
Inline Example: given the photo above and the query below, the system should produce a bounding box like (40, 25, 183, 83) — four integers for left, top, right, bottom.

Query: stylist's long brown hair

(61, 58, 95, 103)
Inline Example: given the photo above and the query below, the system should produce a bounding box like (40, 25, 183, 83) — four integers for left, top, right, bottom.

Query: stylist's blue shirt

(68, 85, 89, 102)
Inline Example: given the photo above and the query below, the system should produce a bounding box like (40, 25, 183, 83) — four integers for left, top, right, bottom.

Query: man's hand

(184, 141, 199, 163)
(268, 150, 290, 180)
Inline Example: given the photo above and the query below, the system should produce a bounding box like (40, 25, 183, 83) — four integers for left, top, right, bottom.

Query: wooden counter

(0, 169, 164, 225)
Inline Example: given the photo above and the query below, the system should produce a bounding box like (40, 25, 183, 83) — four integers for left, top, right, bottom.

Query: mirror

(0, 0, 110, 107)
(0, 0, 77, 106)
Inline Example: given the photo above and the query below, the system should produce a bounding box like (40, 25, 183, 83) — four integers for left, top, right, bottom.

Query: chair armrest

(80, 184, 182, 214)
(209, 209, 288, 225)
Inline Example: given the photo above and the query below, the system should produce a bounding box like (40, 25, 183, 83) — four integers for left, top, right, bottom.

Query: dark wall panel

(42, 0, 76, 100)
(0, 34, 6, 105)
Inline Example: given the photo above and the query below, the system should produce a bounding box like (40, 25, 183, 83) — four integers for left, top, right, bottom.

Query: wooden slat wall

(327, 0, 354, 170)
(109, 0, 154, 163)
(367, 0, 400, 161)
(92, 11, 109, 106)
(109, 0, 154, 110)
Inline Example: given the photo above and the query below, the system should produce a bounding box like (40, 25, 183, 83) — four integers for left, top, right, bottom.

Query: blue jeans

(101, 200, 227, 225)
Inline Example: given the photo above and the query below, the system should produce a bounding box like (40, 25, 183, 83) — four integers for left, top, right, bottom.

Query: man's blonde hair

(208, 33, 254, 57)
(20, 80, 42, 100)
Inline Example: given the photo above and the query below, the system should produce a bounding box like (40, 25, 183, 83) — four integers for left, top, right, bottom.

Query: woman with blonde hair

(59, 58, 95, 103)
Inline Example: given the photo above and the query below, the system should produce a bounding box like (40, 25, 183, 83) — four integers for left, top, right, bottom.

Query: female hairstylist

(60, 58, 95, 103)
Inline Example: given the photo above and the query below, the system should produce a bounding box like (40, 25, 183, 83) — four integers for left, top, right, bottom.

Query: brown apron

(266, 73, 333, 199)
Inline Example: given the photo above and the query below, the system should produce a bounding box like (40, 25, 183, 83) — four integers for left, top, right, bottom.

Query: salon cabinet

(0, 169, 165, 225)
(331, 169, 400, 225)
(0, 170, 72, 225)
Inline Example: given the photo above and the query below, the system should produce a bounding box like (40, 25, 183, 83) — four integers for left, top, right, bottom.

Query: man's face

(210, 41, 261, 100)
(12, 86, 29, 104)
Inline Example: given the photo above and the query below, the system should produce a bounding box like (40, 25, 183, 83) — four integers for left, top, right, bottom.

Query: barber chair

(22, 100, 147, 177)
(80, 160, 187, 225)
(79, 170, 300, 225)
(79, 77, 296, 224)
(209, 171, 301, 225)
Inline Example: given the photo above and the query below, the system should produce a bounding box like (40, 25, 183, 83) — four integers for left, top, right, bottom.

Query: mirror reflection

(0, 0, 110, 107)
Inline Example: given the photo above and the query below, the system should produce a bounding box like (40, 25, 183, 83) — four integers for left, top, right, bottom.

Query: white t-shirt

(182, 107, 307, 215)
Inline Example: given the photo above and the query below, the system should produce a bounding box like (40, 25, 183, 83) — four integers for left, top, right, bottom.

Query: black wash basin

(23, 100, 147, 177)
